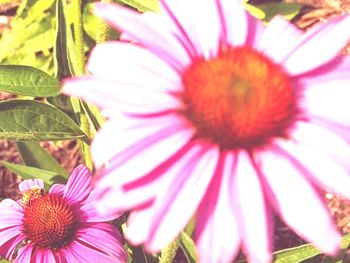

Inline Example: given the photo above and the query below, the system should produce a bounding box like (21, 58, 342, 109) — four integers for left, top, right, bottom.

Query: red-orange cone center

(23, 194, 77, 250)
(182, 46, 298, 149)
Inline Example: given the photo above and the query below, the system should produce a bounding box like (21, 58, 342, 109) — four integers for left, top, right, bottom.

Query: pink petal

(126, 145, 219, 252)
(0, 227, 23, 247)
(19, 178, 44, 193)
(48, 183, 65, 195)
(94, 4, 191, 70)
(276, 125, 350, 200)
(257, 16, 302, 63)
(14, 244, 34, 263)
(260, 149, 341, 254)
(64, 165, 92, 205)
(92, 113, 193, 170)
(79, 192, 122, 222)
(160, 0, 221, 58)
(233, 151, 271, 263)
(35, 249, 56, 263)
(63, 78, 182, 116)
(0, 234, 25, 260)
(216, 0, 248, 46)
(301, 69, 350, 127)
(86, 42, 181, 92)
(283, 15, 350, 76)
(196, 153, 240, 263)
(0, 199, 23, 229)
(64, 240, 124, 263)
(76, 223, 126, 261)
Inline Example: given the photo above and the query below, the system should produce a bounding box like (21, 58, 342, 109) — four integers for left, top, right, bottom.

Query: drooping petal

(0, 227, 23, 247)
(233, 151, 271, 263)
(195, 153, 240, 263)
(216, 0, 248, 46)
(35, 249, 56, 263)
(125, 144, 219, 251)
(14, 244, 34, 263)
(258, 15, 302, 63)
(0, 199, 23, 229)
(160, 0, 221, 58)
(76, 223, 127, 261)
(0, 234, 25, 260)
(63, 240, 124, 263)
(92, 113, 194, 171)
(260, 149, 341, 254)
(64, 165, 92, 205)
(276, 127, 350, 200)
(94, 4, 191, 70)
(63, 77, 182, 116)
(19, 179, 44, 193)
(283, 15, 350, 76)
(301, 66, 350, 127)
(86, 42, 181, 93)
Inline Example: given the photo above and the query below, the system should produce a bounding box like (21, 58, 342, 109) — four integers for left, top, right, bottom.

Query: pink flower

(0, 165, 127, 262)
(64, 0, 350, 262)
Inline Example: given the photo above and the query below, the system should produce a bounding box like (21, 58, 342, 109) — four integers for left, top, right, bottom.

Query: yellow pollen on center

(182, 46, 298, 149)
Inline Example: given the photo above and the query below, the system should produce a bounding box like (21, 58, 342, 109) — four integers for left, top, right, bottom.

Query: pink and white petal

(0, 227, 23, 246)
(79, 199, 122, 222)
(76, 223, 127, 261)
(64, 240, 124, 263)
(196, 153, 240, 263)
(290, 122, 350, 166)
(260, 150, 341, 254)
(160, 0, 221, 58)
(0, 234, 25, 260)
(35, 249, 56, 263)
(257, 16, 302, 63)
(19, 179, 44, 193)
(283, 15, 350, 76)
(14, 244, 34, 263)
(94, 4, 191, 70)
(216, 0, 248, 46)
(92, 113, 194, 174)
(302, 74, 350, 127)
(0, 199, 23, 229)
(233, 151, 271, 263)
(126, 145, 219, 252)
(64, 165, 92, 205)
(48, 183, 65, 195)
(63, 78, 182, 116)
(86, 42, 181, 93)
(276, 136, 350, 201)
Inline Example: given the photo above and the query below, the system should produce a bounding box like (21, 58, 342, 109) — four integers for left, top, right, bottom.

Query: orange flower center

(23, 194, 77, 250)
(182, 46, 298, 149)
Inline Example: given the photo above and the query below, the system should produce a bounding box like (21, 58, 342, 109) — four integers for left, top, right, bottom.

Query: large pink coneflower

(64, 0, 350, 262)
(0, 165, 127, 262)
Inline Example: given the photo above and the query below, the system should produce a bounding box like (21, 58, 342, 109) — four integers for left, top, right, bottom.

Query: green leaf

(180, 231, 197, 263)
(0, 258, 11, 263)
(0, 99, 88, 142)
(0, 65, 60, 97)
(256, 2, 303, 22)
(117, 0, 160, 12)
(273, 244, 320, 263)
(1, 161, 66, 188)
(54, 0, 75, 79)
(16, 141, 69, 178)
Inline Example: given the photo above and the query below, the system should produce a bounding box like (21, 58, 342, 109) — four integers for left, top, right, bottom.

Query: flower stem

(97, 0, 112, 43)
(71, 0, 85, 76)
(159, 239, 180, 263)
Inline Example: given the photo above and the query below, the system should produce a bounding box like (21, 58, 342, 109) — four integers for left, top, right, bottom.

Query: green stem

(71, 0, 85, 76)
(71, 0, 95, 169)
(159, 239, 180, 263)
(97, 0, 112, 43)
